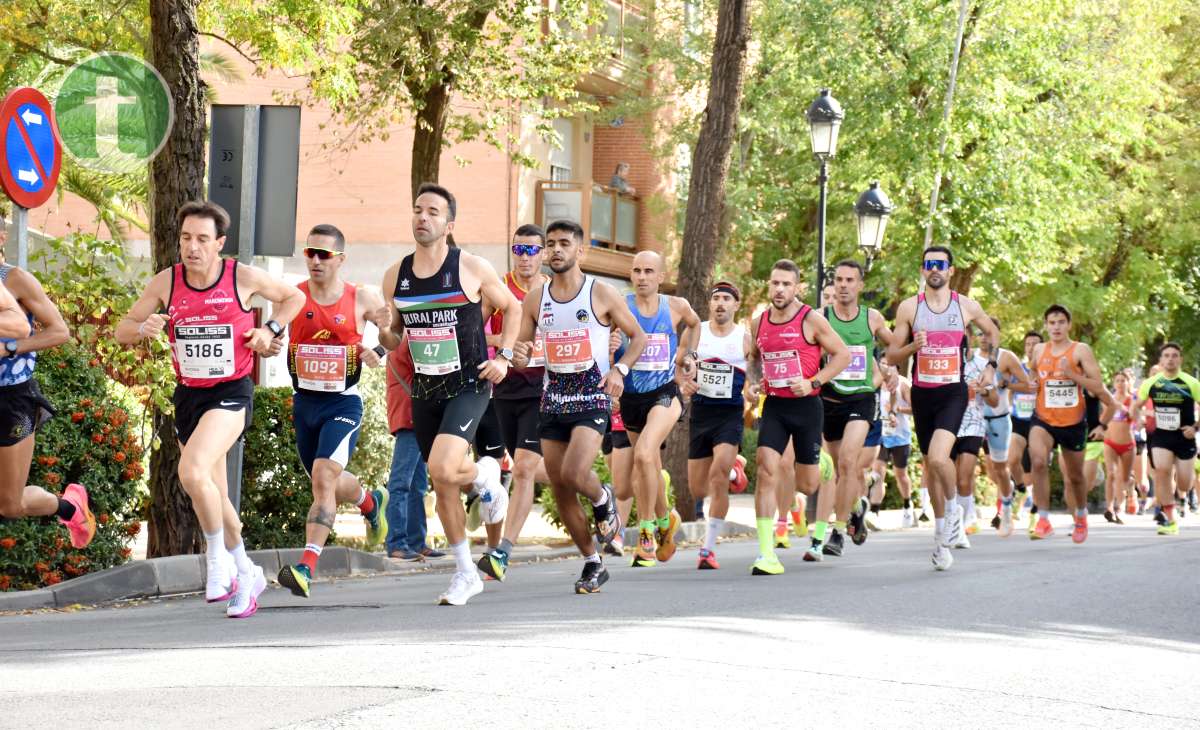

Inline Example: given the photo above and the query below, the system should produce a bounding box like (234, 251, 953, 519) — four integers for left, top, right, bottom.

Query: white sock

(920, 487, 931, 511)
(584, 552, 601, 564)
(591, 487, 609, 508)
(451, 540, 473, 573)
(728, 468, 737, 481)
(935, 517, 946, 536)
(204, 529, 224, 561)
(230, 541, 253, 574)
(354, 488, 367, 507)
(957, 494, 973, 521)
(705, 517, 724, 552)
(967, 494, 977, 522)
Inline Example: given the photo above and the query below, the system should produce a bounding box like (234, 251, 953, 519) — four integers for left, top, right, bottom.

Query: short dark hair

(1043, 304, 1072, 323)
(177, 200, 230, 239)
(833, 259, 864, 280)
(546, 219, 584, 241)
(415, 182, 457, 221)
(1160, 342, 1182, 357)
(1024, 331, 1043, 342)
(513, 223, 546, 244)
(771, 258, 802, 281)
(923, 245, 953, 267)
(307, 223, 345, 251)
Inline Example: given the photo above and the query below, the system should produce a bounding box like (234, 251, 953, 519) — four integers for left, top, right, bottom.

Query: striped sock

(300, 543, 322, 574)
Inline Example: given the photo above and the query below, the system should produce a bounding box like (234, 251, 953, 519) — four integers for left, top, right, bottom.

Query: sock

(357, 489, 376, 516)
(919, 487, 931, 510)
(956, 494, 972, 520)
(230, 541, 253, 574)
(204, 529, 224, 561)
(451, 540, 472, 573)
(813, 520, 828, 543)
(639, 519, 655, 539)
(705, 517, 723, 552)
(1075, 507, 1087, 519)
(498, 538, 514, 556)
(870, 503, 881, 514)
(1165, 504, 1176, 522)
(755, 517, 775, 559)
(1016, 483, 1027, 494)
(1038, 510, 1050, 523)
(834, 520, 846, 533)
(656, 514, 670, 531)
(300, 543, 322, 575)
(591, 487, 609, 508)
(775, 516, 787, 532)
(584, 552, 601, 564)
(471, 461, 489, 491)
(54, 497, 77, 521)
(935, 517, 945, 536)
(728, 467, 738, 481)
(903, 497, 912, 509)
(1001, 495, 1013, 507)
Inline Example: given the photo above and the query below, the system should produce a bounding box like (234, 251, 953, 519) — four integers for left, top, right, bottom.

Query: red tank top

(167, 259, 256, 388)
(288, 281, 363, 393)
(756, 304, 821, 398)
(490, 271, 546, 398)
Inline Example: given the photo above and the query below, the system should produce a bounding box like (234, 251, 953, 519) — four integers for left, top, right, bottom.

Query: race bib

(1044, 379, 1079, 409)
(174, 324, 235, 380)
(1155, 406, 1181, 431)
(882, 415, 897, 437)
(697, 361, 734, 399)
(408, 326, 461, 376)
(836, 345, 869, 382)
(545, 328, 594, 373)
(634, 332, 672, 371)
(295, 344, 348, 392)
(915, 346, 961, 385)
(527, 334, 546, 368)
(763, 349, 802, 388)
(1013, 393, 1036, 419)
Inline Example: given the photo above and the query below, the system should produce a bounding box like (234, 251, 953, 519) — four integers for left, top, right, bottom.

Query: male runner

(887, 246, 1001, 571)
(0, 252, 94, 548)
(949, 339, 999, 548)
(1009, 331, 1042, 530)
(746, 259, 851, 574)
(478, 225, 553, 580)
(510, 219, 644, 592)
(117, 200, 305, 617)
(619, 251, 699, 568)
(1134, 342, 1200, 536)
(1027, 304, 1115, 543)
(977, 320, 1033, 537)
(378, 183, 517, 606)
(819, 260, 897, 555)
(276, 224, 391, 598)
(879, 365, 916, 526)
(682, 281, 750, 570)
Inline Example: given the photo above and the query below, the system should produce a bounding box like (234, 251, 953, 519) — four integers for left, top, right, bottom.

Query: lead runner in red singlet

(117, 201, 305, 619)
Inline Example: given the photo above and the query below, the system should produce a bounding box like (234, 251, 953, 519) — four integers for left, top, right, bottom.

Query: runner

(1133, 343, 1200, 537)
(949, 336, 1000, 549)
(879, 365, 916, 526)
(619, 251, 699, 568)
(1027, 304, 1115, 543)
(1009, 331, 1042, 532)
(745, 259, 851, 574)
(378, 183, 518, 606)
(1101, 370, 1136, 525)
(861, 358, 887, 531)
(276, 225, 391, 598)
(509, 219, 644, 592)
(977, 319, 1034, 537)
(682, 281, 750, 570)
(887, 246, 1002, 571)
(601, 410, 634, 557)
(477, 225, 553, 581)
(0, 252, 95, 551)
(116, 200, 305, 617)
(819, 260, 898, 553)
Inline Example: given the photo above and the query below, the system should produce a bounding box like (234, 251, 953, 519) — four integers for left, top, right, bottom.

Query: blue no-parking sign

(0, 87, 61, 210)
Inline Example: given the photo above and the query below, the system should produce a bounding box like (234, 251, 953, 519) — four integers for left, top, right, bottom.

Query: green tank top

(824, 305, 874, 396)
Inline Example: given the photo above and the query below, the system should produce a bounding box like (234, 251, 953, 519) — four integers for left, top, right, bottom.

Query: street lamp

(807, 88, 844, 307)
(855, 181, 893, 272)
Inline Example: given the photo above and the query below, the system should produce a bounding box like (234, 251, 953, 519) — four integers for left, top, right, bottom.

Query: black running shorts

(1149, 429, 1197, 461)
(0, 378, 54, 447)
(494, 396, 542, 457)
(909, 382, 968, 455)
(757, 395, 823, 465)
(820, 392, 876, 443)
(1030, 416, 1087, 453)
(688, 402, 744, 460)
(173, 376, 253, 447)
(411, 386, 492, 462)
(540, 409, 609, 443)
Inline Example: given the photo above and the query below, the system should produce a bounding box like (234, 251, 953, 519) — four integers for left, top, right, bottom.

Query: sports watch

(3, 340, 17, 358)
(614, 363, 630, 377)
(265, 319, 284, 338)
(498, 347, 514, 362)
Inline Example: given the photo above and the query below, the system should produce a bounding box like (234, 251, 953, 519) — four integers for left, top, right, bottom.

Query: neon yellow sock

(656, 515, 670, 531)
(756, 518, 775, 557)
(834, 520, 847, 532)
(813, 521, 828, 542)
(639, 519, 655, 534)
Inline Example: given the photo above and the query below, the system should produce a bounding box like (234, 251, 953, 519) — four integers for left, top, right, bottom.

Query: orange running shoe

(59, 483, 96, 549)
(1031, 517, 1055, 540)
(697, 549, 720, 570)
(1071, 514, 1088, 544)
(1125, 495, 1137, 515)
(655, 510, 681, 562)
(729, 456, 749, 494)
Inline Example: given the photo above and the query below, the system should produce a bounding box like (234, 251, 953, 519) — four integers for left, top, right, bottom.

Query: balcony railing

(545, 0, 646, 92)
(535, 179, 640, 277)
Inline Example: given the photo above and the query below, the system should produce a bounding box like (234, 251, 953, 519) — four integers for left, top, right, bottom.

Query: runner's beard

(926, 274, 947, 289)
(549, 257, 575, 273)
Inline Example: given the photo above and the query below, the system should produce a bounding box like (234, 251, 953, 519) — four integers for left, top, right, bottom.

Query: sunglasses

(304, 247, 343, 260)
(512, 244, 543, 257)
(922, 259, 949, 272)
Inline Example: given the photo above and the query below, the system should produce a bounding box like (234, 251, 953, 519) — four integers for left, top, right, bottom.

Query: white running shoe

(864, 510, 881, 532)
(438, 570, 483, 606)
(932, 541, 954, 571)
(901, 507, 916, 528)
(205, 552, 237, 603)
(227, 564, 266, 618)
(944, 502, 962, 545)
(952, 528, 971, 549)
(475, 456, 508, 525)
(999, 505, 1014, 537)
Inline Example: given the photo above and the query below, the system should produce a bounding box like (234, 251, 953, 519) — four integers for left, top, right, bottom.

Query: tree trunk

(147, 0, 206, 557)
(410, 82, 451, 197)
(667, 0, 751, 520)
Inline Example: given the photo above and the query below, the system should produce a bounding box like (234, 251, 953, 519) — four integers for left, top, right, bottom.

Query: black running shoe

(574, 560, 609, 594)
(1104, 509, 1116, 523)
(1154, 508, 1167, 526)
(822, 529, 844, 556)
(592, 483, 621, 547)
(848, 498, 868, 546)
(990, 513, 1001, 529)
(918, 511, 930, 523)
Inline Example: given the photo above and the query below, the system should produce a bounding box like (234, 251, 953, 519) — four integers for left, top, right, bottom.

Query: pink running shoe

(59, 483, 96, 549)
(1071, 515, 1088, 544)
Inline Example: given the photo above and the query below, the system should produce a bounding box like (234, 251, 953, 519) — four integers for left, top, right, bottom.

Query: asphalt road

(2, 513, 1198, 729)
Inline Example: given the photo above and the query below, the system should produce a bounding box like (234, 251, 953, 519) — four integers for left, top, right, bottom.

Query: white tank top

(537, 275, 612, 414)
(695, 321, 747, 405)
(982, 348, 1010, 417)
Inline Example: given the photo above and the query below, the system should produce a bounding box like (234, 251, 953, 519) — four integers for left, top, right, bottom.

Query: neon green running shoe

(1158, 520, 1179, 536)
(277, 564, 311, 598)
(751, 554, 784, 575)
(364, 488, 389, 548)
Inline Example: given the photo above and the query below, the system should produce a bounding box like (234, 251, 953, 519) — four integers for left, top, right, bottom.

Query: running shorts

(293, 391, 362, 474)
(1149, 430, 1197, 461)
(0, 379, 54, 447)
(494, 396, 542, 457)
(688, 402, 744, 459)
(820, 392, 876, 443)
(540, 409, 609, 443)
(1085, 439, 1104, 462)
(173, 376, 253, 447)
(758, 395, 823, 465)
(883, 444, 911, 469)
(473, 401, 506, 460)
(619, 381, 679, 434)
(411, 386, 491, 462)
(1011, 416, 1032, 442)
(864, 419, 883, 448)
(952, 435, 984, 460)
(1030, 416, 1086, 453)
(984, 414, 1012, 462)
(909, 382, 968, 455)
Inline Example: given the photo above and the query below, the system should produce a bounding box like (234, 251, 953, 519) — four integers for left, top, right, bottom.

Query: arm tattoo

(748, 356, 763, 384)
(307, 504, 336, 529)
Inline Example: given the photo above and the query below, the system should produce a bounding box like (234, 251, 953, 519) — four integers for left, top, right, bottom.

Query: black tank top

(392, 246, 488, 401)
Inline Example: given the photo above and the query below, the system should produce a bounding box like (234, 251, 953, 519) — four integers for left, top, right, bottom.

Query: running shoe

(1137, 498, 1146, 515)
(227, 564, 266, 619)
(901, 507, 916, 528)
(697, 549, 720, 570)
(205, 553, 237, 603)
(655, 509, 681, 562)
(593, 483, 621, 547)
(803, 538, 824, 562)
(438, 570, 483, 606)
(964, 520, 980, 536)
(631, 529, 656, 568)
(790, 509, 808, 538)
(1157, 520, 1179, 536)
(477, 548, 509, 582)
(864, 510, 881, 532)
(1027, 511, 1038, 536)
(822, 529, 844, 557)
(1031, 517, 1054, 540)
(602, 537, 624, 557)
(1125, 495, 1137, 515)
(363, 488, 389, 549)
(918, 510, 931, 523)
(750, 554, 784, 575)
(1071, 514, 1088, 544)
(476, 457, 508, 525)
(277, 563, 311, 598)
(1104, 509, 1116, 524)
(465, 493, 483, 531)
(848, 497, 869, 546)
(59, 483, 96, 549)
(729, 455, 749, 494)
(774, 523, 790, 550)
(1153, 508, 1167, 526)
(1190, 490, 1200, 513)
(1112, 512, 1124, 525)
(1011, 497, 1022, 522)
(990, 512, 1001, 530)
(952, 525, 972, 550)
(944, 502, 963, 546)
(999, 506, 1014, 538)
(574, 561, 609, 594)
(931, 542, 954, 571)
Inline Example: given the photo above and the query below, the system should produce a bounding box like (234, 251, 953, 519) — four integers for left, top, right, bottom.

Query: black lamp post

(855, 181, 893, 273)
(806, 88, 843, 307)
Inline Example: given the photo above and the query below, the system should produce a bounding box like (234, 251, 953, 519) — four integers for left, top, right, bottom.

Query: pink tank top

(756, 304, 821, 399)
(167, 259, 256, 387)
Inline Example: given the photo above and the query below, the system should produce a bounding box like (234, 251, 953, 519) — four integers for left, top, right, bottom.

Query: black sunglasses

(304, 247, 343, 260)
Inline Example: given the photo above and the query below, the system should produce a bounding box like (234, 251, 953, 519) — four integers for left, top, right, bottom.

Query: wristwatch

(810, 377, 822, 391)
(614, 363, 630, 377)
(265, 319, 284, 339)
(3, 340, 17, 358)
(498, 347, 514, 362)
(373, 345, 387, 358)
